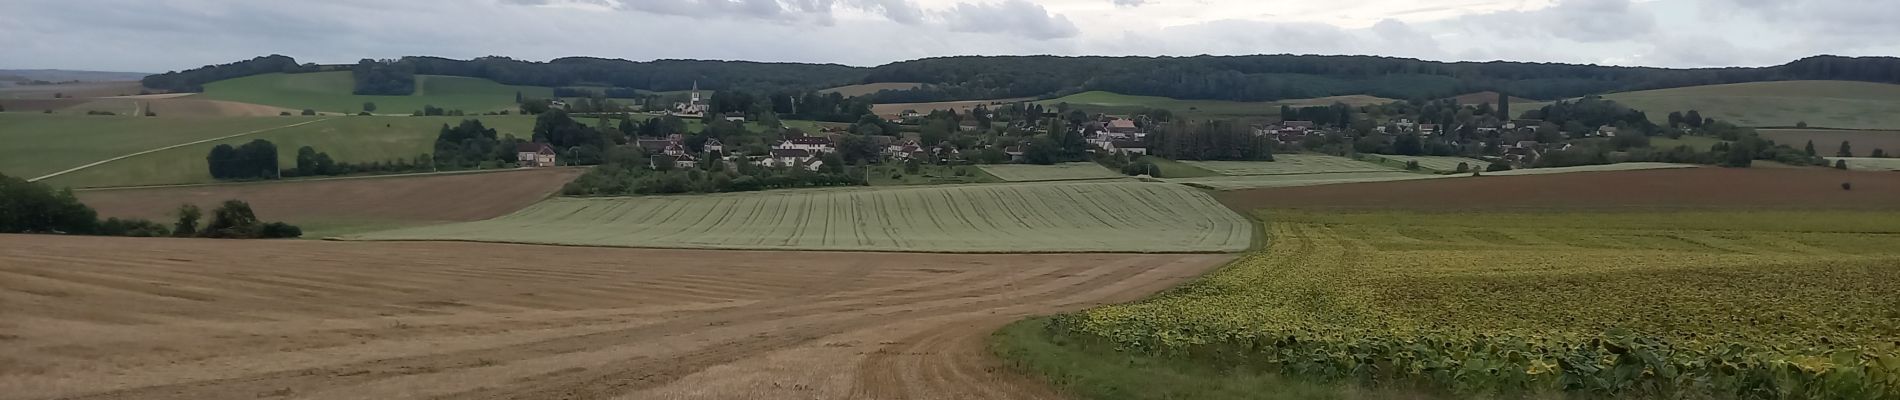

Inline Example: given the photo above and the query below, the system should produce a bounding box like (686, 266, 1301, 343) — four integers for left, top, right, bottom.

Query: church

(671, 82, 709, 117)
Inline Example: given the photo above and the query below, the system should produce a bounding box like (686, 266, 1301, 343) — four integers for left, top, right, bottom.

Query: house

(651, 154, 697, 169)
(1596, 126, 1620, 137)
(1106, 140, 1148, 155)
(515, 143, 557, 167)
(1280, 121, 1315, 132)
(722, 112, 746, 123)
(1417, 124, 1441, 135)
(958, 121, 980, 132)
(886, 139, 921, 158)
(762, 148, 814, 168)
(1003, 146, 1026, 162)
(1107, 119, 1140, 134)
(703, 138, 725, 155)
(777, 136, 834, 153)
(637, 139, 675, 155)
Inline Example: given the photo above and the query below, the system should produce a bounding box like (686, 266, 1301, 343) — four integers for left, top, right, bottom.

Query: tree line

(141, 54, 320, 92)
(0, 173, 298, 239)
(353, 59, 416, 95)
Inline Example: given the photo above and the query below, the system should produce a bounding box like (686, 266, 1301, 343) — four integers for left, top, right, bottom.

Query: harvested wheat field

(1216, 167, 1900, 210)
(76, 168, 583, 237)
(0, 234, 1231, 400)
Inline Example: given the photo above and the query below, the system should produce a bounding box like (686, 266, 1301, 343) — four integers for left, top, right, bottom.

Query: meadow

(200, 72, 553, 114)
(979, 162, 1126, 182)
(1183, 154, 1396, 176)
(1014, 209, 1900, 399)
(349, 182, 1252, 253)
(1603, 80, 1900, 130)
(39, 115, 538, 188)
(0, 113, 329, 180)
(1759, 129, 1900, 157)
(1358, 154, 1487, 172)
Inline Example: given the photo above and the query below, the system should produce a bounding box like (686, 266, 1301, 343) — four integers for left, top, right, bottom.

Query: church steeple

(691, 81, 700, 103)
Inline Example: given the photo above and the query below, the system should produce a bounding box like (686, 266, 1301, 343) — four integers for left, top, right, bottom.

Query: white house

(515, 143, 557, 167)
(776, 136, 834, 153)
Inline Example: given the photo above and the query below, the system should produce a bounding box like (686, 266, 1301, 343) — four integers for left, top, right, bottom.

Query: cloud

(941, 0, 1079, 39)
(1111, 0, 1145, 7)
(1452, 0, 1655, 43)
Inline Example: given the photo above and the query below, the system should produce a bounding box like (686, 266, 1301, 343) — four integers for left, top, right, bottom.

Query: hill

(1603, 80, 1900, 129)
(1042, 91, 1397, 118)
(0, 69, 149, 83)
(199, 71, 553, 114)
(820, 82, 923, 97)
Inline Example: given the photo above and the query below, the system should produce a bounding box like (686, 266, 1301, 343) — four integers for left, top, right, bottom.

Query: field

(1603, 80, 1900, 129)
(1215, 167, 1900, 210)
(1759, 128, 1900, 157)
(350, 182, 1253, 253)
(1358, 154, 1487, 172)
(1165, 172, 1448, 191)
(1041, 91, 1397, 119)
(870, 97, 1035, 117)
(1829, 157, 1900, 171)
(1182, 154, 1396, 176)
(0, 81, 144, 99)
(73, 168, 581, 238)
(1480, 162, 1696, 176)
(867, 164, 1001, 186)
(1135, 156, 1219, 178)
(0, 113, 331, 181)
(1027, 209, 1900, 399)
(818, 82, 924, 97)
(200, 72, 553, 114)
(1648, 134, 1726, 150)
(38, 115, 538, 188)
(979, 163, 1126, 182)
(0, 233, 1231, 400)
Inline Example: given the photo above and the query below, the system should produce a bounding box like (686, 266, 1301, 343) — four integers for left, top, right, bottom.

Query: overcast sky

(2, 0, 1895, 73)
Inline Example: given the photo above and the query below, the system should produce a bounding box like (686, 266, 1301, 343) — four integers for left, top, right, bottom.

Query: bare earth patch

(0, 235, 1230, 400)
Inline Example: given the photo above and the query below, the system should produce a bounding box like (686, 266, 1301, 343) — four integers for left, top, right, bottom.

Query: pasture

(818, 82, 924, 97)
(1035, 209, 1900, 398)
(75, 168, 580, 238)
(979, 162, 1126, 182)
(1183, 154, 1395, 176)
(200, 72, 553, 114)
(350, 182, 1252, 253)
(0, 234, 1231, 399)
(1359, 154, 1487, 172)
(1603, 80, 1900, 130)
(1759, 128, 1900, 157)
(870, 97, 1034, 117)
(1829, 157, 1900, 171)
(0, 113, 328, 180)
(39, 115, 538, 188)
(1164, 171, 1447, 190)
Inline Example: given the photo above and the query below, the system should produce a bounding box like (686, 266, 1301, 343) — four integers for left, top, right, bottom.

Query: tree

(1496, 92, 1511, 119)
(301, 109, 317, 116)
(363, 102, 377, 113)
(1873, 148, 1889, 158)
(202, 200, 262, 238)
(1667, 111, 1684, 128)
(1834, 159, 1849, 169)
(1684, 110, 1704, 128)
(1805, 140, 1817, 156)
(172, 204, 201, 237)
(1796, 121, 1809, 128)
(1838, 141, 1854, 157)
(1454, 162, 1470, 173)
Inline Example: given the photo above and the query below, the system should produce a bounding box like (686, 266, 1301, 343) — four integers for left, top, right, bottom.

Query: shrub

(1842, 182, 1853, 191)
(279, 111, 291, 116)
(300, 109, 317, 116)
(172, 204, 201, 237)
(1454, 162, 1470, 173)
(1835, 159, 1848, 169)
(1486, 161, 1513, 172)
(1404, 160, 1421, 170)
(86, 110, 117, 116)
(259, 222, 303, 239)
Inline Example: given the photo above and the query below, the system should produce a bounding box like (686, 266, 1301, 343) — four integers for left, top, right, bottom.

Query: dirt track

(0, 235, 1230, 400)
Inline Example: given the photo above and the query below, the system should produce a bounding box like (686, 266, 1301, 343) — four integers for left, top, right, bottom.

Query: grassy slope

(0, 113, 330, 179)
(41, 115, 538, 188)
(200, 72, 554, 114)
(349, 182, 1253, 253)
(1603, 80, 1900, 130)
(1042, 91, 1397, 119)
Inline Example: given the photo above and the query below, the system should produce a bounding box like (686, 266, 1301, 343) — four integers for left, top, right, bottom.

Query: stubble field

(0, 234, 1232, 400)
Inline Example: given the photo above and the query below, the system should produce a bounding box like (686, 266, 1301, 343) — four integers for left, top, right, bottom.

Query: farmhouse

(1107, 119, 1140, 134)
(1107, 140, 1149, 155)
(703, 138, 725, 154)
(651, 154, 698, 169)
(1418, 124, 1441, 135)
(777, 136, 835, 153)
(516, 143, 557, 167)
(1596, 126, 1620, 137)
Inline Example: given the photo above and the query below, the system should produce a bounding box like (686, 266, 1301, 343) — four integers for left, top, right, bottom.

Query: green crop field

(1484, 162, 1698, 176)
(1183, 154, 1396, 176)
(1021, 209, 1900, 399)
(200, 72, 553, 114)
(1603, 80, 1900, 130)
(1359, 154, 1487, 172)
(349, 182, 1252, 253)
(867, 164, 1001, 186)
(1164, 171, 1449, 190)
(1759, 129, 1900, 157)
(979, 163, 1126, 182)
(1828, 157, 1900, 171)
(39, 115, 538, 188)
(1135, 156, 1219, 178)
(0, 113, 328, 180)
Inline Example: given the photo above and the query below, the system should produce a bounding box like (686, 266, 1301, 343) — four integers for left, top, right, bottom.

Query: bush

(301, 109, 317, 116)
(1454, 162, 1470, 173)
(197, 200, 300, 239)
(1486, 161, 1513, 172)
(1842, 182, 1853, 191)
(98, 217, 170, 237)
(172, 204, 201, 237)
(279, 111, 291, 116)
(357, 111, 371, 116)
(260, 222, 303, 239)
(1835, 159, 1848, 169)
(86, 110, 117, 116)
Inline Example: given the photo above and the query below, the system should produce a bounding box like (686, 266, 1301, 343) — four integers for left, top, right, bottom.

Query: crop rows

(1183, 154, 1398, 176)
(1051, 210, 1900, 398)
(1361, 154, 1488, 172)
(351, 182, 1252, 253)
(1164, 171, 1451, 190)
(979, 162, 1128, 182)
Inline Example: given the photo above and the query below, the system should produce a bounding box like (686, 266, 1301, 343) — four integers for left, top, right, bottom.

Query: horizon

(3, 0, 1896, 73)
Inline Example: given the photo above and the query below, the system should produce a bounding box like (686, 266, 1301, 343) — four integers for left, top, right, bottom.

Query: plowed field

(0, 235, 1230, 400)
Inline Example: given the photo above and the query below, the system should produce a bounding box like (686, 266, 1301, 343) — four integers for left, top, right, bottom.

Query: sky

(1, 0, 1895, 73)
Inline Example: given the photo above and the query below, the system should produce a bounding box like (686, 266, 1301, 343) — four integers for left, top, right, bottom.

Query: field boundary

(73, 166, 583, 192)
(28, 117, 338, 182)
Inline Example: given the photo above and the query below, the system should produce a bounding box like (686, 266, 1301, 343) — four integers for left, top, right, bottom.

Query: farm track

(0, 235, 1231, 400)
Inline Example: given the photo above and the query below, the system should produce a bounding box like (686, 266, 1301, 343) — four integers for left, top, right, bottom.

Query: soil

(0, 235, 1230, 400)
(1216, 167, 1900, 210)
(75, 168, 583, 226)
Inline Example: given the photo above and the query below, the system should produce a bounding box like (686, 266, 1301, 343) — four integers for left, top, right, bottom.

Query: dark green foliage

(98, 217, 170, 237)
(561, 147, 865, 196)
(362, 102, 377, 113)
(432, 119, 521, 169)
(141, 54, 311, 92)
(199, 200, 300, 239)
(0, 173, 99, 234)
(172, 204, 200, 237)
(1454, 162, 1470, 173)
(1805, 140, 1817, 156)
(1486, 161, 1513, 172)
(352, 59, 416, 95)
(404, 56, 864, 95)
(1873, 149, 1889, 158)
(206, 140, 280, 180)
(1522, 97, 1658, 136)
(1147, 120, 1276, 161)
(1836, 160, 1849, 170)
(1838, 141, 1854, 157)
(301, 109, 316, 116)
